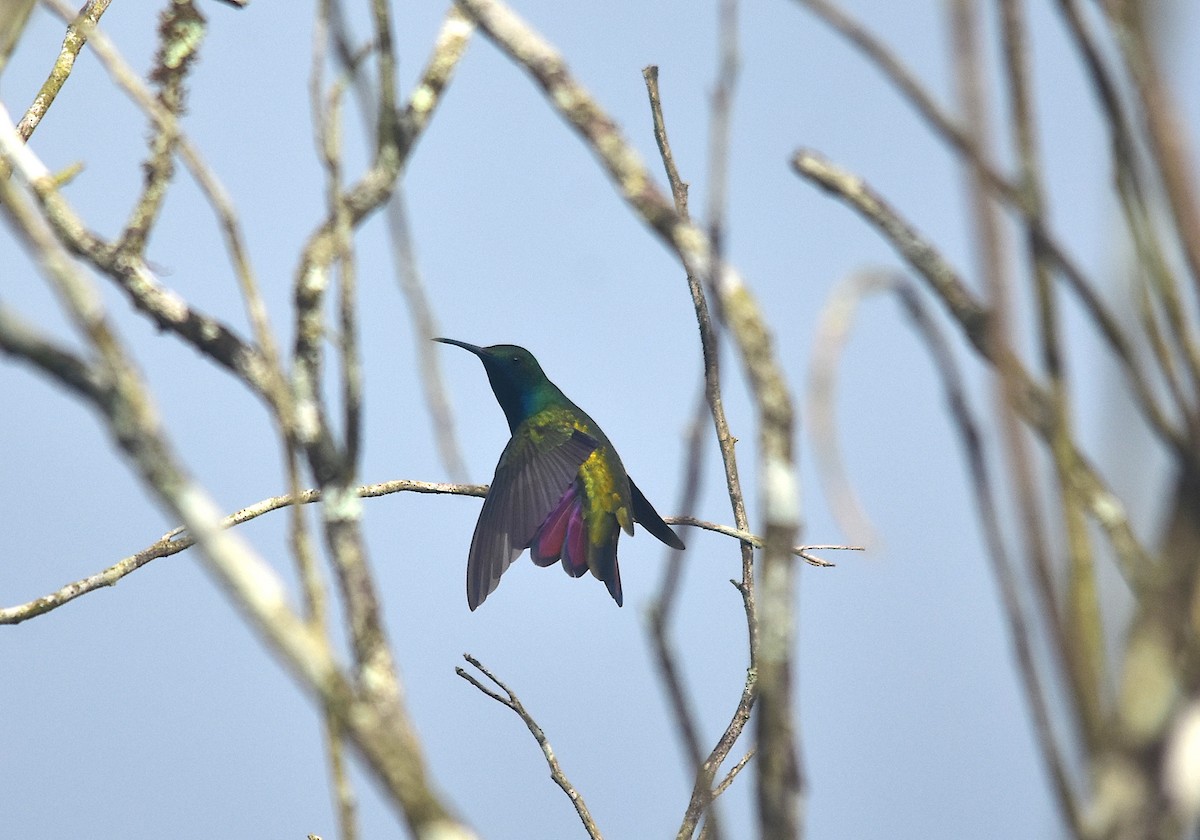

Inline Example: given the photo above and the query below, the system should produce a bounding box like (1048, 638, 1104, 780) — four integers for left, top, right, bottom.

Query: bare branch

(642, 63, 731, 840)
(664, 517, 848, 567)
(291, 2, 474, 476)
(5, 28, 280, 408)
(642, 66, 689, 214)
(310, 12, 365, 835)
(116, 0, 198, 258)
(457, 654, 602, 840)
(705, 0, 738, 264)
(949, 0, 1057, 697)
(712, 748, 754, 800)
(17, 0, 113, 141)
(321, 709, 359, 840)
(1053, 2, 1200, 433)
(278, 21, 479, 804)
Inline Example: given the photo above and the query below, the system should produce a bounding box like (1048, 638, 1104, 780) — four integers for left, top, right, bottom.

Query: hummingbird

(435, 338, 685, 609)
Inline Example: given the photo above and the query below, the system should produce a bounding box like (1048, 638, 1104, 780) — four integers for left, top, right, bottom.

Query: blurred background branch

(796, 1, 1200, 836)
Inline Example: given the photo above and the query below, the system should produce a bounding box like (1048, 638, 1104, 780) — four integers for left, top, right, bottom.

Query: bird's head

(435, 338, 555, 430)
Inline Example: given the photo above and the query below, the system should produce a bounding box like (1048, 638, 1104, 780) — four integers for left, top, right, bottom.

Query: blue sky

(4, 1, 1196, 838)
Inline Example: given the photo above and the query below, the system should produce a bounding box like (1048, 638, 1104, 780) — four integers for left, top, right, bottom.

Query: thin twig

(642, 67, 689, 213)
(659, 386, 718, 837)
(664, 516, 846, 567)
(1055, 1, 1200, 450)
(392, 188, 469, 480)
(298, 37, 438, 809)
(17, 0, 113, 140)
(291, 1, 473, 479)
(456, 654, 602, 840)
(712, 748, 754, 800)
(42, 0, 282, 369)
(322, 712, 359, 840)
(643, 61, 772, 840)
(1054, 0, 1146, 221)
(284, 10, 477, 773)
(706, 0, 738, 270)
(642, 64, 725, 840)
(116, 0, 198, 258)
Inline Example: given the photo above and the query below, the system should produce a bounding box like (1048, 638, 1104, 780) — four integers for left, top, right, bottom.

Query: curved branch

(457, 654, 602, 840)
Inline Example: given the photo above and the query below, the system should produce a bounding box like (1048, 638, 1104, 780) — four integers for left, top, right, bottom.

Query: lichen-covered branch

(17, 0, 113, 140)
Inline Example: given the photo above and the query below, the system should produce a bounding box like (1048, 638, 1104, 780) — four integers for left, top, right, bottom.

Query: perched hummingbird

(435, 339, 685, 610)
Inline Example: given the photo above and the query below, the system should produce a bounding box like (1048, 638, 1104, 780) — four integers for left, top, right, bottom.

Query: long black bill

(433, 337, 486, 356)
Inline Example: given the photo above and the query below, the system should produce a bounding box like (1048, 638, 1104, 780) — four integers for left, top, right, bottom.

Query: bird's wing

(466, 422, 597, 609)
(630, 478, 685, 550)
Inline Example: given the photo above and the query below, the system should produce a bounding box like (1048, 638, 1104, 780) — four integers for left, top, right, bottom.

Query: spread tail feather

(630, 479, 685, 550)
